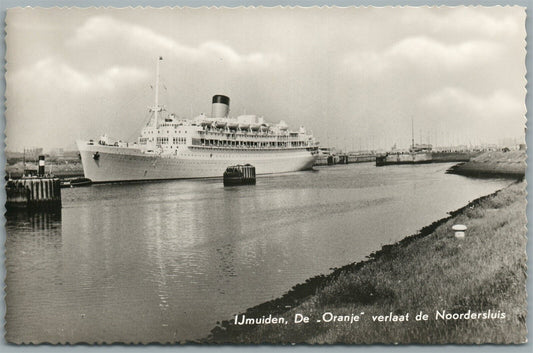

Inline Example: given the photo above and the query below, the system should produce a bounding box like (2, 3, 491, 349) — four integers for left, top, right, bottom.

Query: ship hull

(77, 141, 317, 183)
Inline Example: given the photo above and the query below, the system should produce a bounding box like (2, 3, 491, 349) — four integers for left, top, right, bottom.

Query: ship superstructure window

(139, 137, 148, 145)
(173, 137, 186, 144)
(157, 137, 169, 144)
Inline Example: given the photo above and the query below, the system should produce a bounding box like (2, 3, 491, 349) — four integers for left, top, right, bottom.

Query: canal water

(5, 163, 512, 343)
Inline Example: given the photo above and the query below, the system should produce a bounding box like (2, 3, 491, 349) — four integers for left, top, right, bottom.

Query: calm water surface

(5, 163, 511, 343)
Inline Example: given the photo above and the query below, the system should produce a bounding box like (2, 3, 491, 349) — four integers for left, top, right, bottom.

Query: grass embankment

(431, 151, 481, 162)
(208, 181, 527, 344)
(447, 150, 526, 179)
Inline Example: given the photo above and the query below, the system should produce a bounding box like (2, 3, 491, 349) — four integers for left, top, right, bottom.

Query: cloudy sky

(5, 6, 526, 151)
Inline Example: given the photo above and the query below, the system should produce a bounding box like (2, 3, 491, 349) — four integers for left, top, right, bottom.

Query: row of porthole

(143, 129, 189, 135)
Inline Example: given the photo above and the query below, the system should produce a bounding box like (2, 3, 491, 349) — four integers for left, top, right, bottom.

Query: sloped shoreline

(205, 180, 527, 344)
(446, 150, 526, 179)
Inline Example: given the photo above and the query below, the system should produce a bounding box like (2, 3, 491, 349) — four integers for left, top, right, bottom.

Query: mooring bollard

(38, 155, 46, 176)
(452, 224, 467, 238)
(223, 164, 256, 186)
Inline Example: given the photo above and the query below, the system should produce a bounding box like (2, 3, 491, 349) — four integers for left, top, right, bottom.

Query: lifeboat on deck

(277, 120, 289, 131)
(215, 120, 227, 128)
(227, 120, 239, 129)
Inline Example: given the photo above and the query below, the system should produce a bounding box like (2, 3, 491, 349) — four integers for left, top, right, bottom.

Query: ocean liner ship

(77, 58, 318, 183)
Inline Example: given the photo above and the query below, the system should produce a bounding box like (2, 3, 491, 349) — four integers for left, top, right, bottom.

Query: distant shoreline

(5, 161, 84, 179)
(205, 178, 527, 344)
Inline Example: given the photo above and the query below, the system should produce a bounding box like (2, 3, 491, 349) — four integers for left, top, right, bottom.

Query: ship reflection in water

(5, 163, 512, 343)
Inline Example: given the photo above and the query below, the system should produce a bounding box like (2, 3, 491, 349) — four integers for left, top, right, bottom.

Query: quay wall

(314, 154, 375, 166)
(315, 151, 480, 167)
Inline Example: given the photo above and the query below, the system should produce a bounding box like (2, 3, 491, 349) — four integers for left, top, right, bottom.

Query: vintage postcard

(3, 6, 527, 344)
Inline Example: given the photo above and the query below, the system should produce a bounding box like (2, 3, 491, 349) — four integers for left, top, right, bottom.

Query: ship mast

(151, 56, 163, 128)
(411, 116, 415, 149)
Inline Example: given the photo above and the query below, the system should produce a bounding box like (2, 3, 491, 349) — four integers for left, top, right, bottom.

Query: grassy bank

(447, 150, 526, 179)
(208, 181, 527, 344)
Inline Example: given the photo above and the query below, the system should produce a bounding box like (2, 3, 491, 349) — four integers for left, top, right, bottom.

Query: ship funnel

(211, 95, 230, 119)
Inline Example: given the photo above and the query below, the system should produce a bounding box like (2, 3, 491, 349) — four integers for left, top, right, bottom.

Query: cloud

(423, 86, 524, 119)
(342, 36, 502, 77)
(4, 7, 526, 152)
(69, 16, 283, 68)
(390, 37, 500, 68)
(197, 41, 282, 67)
(415, 86, 526, 145)
(12, 57, 149, 93)
(6, 56, 154, 151)
(400, 7, 525, 40)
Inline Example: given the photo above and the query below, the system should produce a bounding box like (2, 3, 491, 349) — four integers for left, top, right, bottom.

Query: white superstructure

(77, 58, 318, 183)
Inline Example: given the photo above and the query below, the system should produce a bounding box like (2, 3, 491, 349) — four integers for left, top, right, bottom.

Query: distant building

(49, 148, 65, 158)
(498, 137, 521, 149)
(24, 147, 43, 160)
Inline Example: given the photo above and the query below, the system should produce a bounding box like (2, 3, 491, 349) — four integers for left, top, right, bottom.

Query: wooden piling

(6, 177, 62, 211)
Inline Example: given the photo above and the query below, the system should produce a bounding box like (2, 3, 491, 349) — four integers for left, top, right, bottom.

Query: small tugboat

(375, 143, 433, 166)
(223, 164, 256, 186)
(60, 177, 93, 188)
(376, 118, 433, 166)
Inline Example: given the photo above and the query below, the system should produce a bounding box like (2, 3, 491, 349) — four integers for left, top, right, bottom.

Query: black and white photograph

(3, 5, 528, 344)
